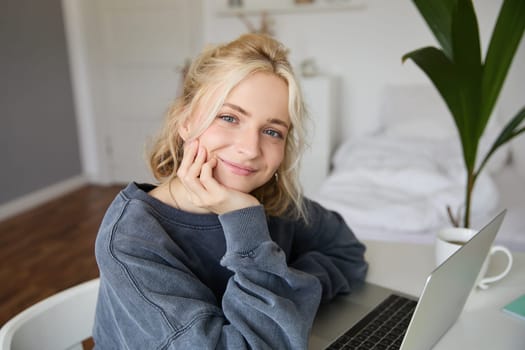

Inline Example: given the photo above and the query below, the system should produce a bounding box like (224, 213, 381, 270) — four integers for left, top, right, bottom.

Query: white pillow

(378, 84, 510, 173)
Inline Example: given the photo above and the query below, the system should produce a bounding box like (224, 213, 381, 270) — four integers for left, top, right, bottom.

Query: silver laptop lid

(400, 210, 506, 350)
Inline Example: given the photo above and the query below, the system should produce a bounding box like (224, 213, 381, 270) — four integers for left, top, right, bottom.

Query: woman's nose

(235, 129, 261, 158)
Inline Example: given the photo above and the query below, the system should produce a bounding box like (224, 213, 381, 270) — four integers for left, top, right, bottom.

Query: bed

(313, 85, 525, 252)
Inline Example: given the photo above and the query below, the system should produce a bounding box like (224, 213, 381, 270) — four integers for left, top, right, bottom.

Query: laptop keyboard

(325, 294, 417, 350)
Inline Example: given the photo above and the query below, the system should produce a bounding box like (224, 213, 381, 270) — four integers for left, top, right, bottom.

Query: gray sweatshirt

(93, 182, 368, 349)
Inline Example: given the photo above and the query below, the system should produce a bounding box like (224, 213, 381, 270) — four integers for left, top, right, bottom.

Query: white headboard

(377, 84, 456, 139)
(376, 83, 511, 173)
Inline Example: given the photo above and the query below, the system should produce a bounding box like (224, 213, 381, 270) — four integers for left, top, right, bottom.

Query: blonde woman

(93, 33, 367, 349)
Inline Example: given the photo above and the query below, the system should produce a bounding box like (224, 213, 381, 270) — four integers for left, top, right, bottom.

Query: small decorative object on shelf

(238, 11, 275, 36)
(300, 58, 320, 77)
(228, 0, 243, 8)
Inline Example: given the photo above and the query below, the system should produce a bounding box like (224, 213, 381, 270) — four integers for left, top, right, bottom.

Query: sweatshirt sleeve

(289, 199, 368, 302)
(94, 202, 322, 350)
(216, 205, 322, 349)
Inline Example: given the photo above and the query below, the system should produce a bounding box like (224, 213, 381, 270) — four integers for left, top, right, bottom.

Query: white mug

(435, 227, 513, 290)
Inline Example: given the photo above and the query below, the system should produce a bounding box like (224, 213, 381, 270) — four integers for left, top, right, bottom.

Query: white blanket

(314, 135, 500, 240)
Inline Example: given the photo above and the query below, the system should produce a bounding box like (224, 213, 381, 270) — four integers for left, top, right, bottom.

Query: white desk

(363, 240, 525, 349)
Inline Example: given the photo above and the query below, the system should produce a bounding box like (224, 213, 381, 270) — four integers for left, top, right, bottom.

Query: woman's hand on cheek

(177, 140, 260, 215)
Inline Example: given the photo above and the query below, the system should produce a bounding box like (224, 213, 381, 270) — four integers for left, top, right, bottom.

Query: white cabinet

(299, 76, 338, 197)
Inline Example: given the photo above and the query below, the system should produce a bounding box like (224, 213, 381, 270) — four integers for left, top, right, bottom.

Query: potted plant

(403, 0, 525, 228)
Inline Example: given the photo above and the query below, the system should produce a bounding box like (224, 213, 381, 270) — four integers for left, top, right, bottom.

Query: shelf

(216, 0, 365, 16)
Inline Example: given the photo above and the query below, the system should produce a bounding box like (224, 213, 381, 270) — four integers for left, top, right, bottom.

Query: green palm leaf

(412, 0, 457, 60)
(449, 0, 482, 169)
(476, 107, 525, 177)
(402, 47, 473, 168)
(405, 0, 525, 227)
(481, 0, 525, 134)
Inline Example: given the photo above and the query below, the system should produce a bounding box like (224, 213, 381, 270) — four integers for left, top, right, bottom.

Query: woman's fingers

(176, 140, 259, 213)
(177, 140, 198, 178)
(199, 157, 259, 213)
(183, 152, 231, 211)
(186, 145, 207, 180)
(199, 157, 220, 191)
(177, 141, 204, 200)
(179, 144, 219, 206)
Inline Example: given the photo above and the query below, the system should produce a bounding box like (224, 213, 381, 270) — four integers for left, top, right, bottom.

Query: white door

(91, 0, 202, 183)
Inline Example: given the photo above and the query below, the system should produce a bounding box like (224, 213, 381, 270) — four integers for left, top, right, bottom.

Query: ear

(178, 119, 192, 141)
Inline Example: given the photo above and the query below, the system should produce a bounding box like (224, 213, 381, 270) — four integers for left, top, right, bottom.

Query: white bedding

(314, 84, 524, 250)
(314, 134, 500, 244)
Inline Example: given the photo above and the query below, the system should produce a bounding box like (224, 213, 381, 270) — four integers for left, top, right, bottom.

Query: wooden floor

(0, 184, 124, 328)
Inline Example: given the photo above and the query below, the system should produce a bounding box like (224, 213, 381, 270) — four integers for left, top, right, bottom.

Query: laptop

(309, 210, 506, 350)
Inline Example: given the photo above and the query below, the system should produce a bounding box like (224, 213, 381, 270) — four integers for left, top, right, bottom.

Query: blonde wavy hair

(148, 33, 308, 221)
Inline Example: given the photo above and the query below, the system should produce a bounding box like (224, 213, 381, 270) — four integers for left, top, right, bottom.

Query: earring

(274, 172, 279, 182)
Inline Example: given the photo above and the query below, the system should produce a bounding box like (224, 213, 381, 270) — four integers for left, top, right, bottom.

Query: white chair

(0, 278, 100, 350)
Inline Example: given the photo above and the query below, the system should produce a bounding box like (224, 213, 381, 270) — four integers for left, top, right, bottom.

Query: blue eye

(219, 115, 237, 123)
(264, 129, 283, 139)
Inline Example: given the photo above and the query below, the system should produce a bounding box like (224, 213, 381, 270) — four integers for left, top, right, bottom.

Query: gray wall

(1, 0, 82, 205)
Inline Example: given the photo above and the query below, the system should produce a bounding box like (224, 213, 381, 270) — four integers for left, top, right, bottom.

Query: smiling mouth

(219, 158, 256, 176)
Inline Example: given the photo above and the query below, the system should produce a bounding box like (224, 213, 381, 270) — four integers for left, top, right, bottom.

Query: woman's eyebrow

(223, 102, 290, 129)
(268, 118, 290, 130)
(223, 103, 250, 116)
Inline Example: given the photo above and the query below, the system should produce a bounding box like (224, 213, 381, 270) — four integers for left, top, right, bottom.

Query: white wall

(203, 0, 524, 146)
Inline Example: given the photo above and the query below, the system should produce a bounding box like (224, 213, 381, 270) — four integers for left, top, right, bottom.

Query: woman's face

(183, 72, 290, 193)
